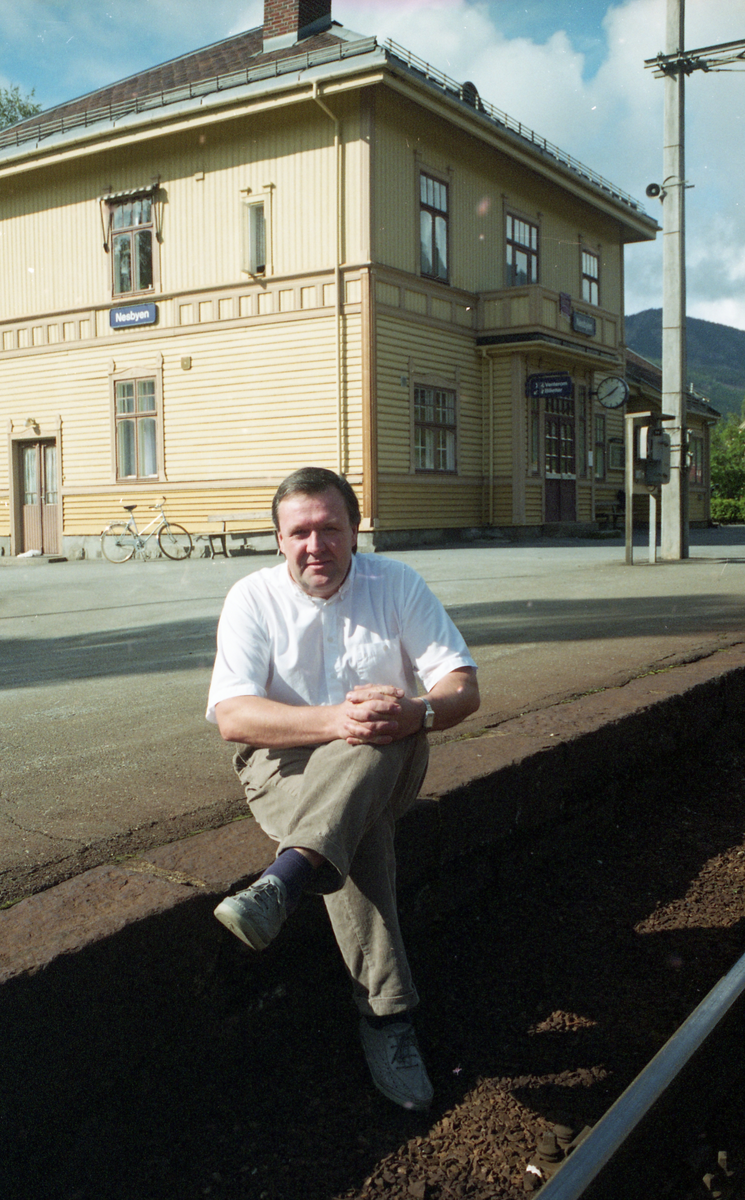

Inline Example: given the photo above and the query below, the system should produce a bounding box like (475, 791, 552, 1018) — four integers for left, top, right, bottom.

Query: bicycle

(100, 498, 193, 563)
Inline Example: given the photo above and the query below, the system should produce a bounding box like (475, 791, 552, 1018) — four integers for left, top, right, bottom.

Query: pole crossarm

(645, 37, 745, 76)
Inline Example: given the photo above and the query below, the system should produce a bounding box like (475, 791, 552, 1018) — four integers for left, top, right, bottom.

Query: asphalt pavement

(3, 526, 745, 903)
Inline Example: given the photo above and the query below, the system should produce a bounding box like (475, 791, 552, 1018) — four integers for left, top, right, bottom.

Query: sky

(1, 0, 744, 328)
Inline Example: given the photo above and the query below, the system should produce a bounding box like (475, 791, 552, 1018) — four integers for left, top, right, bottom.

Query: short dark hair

(271, 467, 361, 531)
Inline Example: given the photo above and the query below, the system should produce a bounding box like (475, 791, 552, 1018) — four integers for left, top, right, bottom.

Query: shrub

(711, 497, 745, 524)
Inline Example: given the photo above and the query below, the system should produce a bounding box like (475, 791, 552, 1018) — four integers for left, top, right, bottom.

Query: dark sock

(262, 848, 315, 912)
(365, 1012, 412, 1029)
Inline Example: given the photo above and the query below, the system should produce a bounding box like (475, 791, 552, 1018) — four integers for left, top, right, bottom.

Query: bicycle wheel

(158, 521, 193, 560)
(101, 522, 136, 563)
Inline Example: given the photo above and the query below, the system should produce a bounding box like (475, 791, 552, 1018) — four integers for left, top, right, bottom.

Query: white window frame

(413, 382, 458, 474)
(241, 186, 274, 276)
(103, 187, 160, 299)
(581, 249, 600, 307)
(108, 355, 166, 484)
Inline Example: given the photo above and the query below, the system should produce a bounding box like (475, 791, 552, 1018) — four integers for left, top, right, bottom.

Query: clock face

(597, 376, 629, 409)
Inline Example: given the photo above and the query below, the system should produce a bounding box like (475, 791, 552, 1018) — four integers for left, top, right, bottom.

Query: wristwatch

(421, 698, 435, 730)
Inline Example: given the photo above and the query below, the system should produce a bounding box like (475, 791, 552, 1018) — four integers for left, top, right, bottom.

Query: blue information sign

(571, 310, 597, 337)
(110, 303, 157, 329)
(525, 373, 574, 400)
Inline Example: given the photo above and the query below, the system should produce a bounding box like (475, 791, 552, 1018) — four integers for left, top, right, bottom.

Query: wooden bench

(207, 511, 273, 557)
(596, 493, 626, 530)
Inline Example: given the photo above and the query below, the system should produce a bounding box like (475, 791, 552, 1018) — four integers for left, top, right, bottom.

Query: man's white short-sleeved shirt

(206, 553, 476, 723)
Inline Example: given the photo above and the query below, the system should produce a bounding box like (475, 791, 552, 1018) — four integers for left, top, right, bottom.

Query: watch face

(597, 376, 629, 409)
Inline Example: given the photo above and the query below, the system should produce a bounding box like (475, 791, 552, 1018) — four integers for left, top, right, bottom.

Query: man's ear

(275, 529, 283, 557)
(352, 525, 359, 554)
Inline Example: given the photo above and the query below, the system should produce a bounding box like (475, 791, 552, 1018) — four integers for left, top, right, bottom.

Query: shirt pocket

(346, 637, 404, 685)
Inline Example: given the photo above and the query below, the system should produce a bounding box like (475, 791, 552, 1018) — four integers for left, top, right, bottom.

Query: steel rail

(536, 947, 745, 1199)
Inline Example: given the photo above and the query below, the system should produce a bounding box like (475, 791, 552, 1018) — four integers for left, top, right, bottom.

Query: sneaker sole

(368, 1075, 433, 1112)
(213, 900, 270, 951)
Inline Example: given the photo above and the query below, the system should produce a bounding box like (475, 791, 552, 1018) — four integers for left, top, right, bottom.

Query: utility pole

(646, 11, 745, 560)
(660, 0, 688, 560)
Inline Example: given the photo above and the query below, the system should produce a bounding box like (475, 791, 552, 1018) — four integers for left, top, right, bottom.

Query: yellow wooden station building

(0, 0, 666, 557)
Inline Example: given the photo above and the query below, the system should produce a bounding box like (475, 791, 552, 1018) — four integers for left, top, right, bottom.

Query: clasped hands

(341, 684, 424, 746)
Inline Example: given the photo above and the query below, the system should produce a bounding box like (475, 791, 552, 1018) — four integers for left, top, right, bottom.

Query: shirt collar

(280, 553, 357, 604)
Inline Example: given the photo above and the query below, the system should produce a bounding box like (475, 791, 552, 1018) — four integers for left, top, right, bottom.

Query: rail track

(528, 950, 745, 1199)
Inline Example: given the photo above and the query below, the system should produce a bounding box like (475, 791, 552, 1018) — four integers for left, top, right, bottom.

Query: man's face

(276, 487, 358, 599)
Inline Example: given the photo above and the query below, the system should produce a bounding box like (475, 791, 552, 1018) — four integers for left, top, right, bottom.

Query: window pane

(113, 232, 132, 294)
(133, 197, 151, 226)
(138, 417, 157, 476)
(247, 203, 266, 274)
(137, 379, 156, 413)
(23, 446, 38, 505)
(434, 215, 447, 279)
(44, 445, 58, 504)
(112, 203, 132, 230)
(254, 205, 266, 273)
(135, 229, 153, 291)
(116, 381, 135, 413)
(515, 249, 528, 285)
(420, 211, 433, 276)
(117, 420, 136, 477)
(436, 429, 456, 471)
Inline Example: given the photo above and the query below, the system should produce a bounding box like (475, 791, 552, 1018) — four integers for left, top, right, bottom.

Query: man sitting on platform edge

(207, 467, 480, 1111)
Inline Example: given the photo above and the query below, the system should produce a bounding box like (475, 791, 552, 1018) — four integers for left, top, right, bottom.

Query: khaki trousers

(233, 733, 429, 1017)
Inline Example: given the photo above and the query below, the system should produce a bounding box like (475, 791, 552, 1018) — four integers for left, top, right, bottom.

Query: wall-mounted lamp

(25, 417, 40, 432)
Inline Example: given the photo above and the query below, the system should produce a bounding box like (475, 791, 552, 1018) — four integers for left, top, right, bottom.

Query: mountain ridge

(625, 309, 745, 419)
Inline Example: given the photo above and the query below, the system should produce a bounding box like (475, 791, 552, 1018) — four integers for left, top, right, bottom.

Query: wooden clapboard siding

(489, 357, 514, 478)
(2, 347, 114, 488)
(375, 312, 481, 478)
(1, 306, 363, 495)
(63, 487, 278, 535)
(0, 96, 366, 324)
(576, 483, 593, 523)
(524, 482, 543, 525)
(372, 87, 625, 307)
(376, 478, 483, 529)
(159, 313, 363, 480)
(373, 307, 485, 530)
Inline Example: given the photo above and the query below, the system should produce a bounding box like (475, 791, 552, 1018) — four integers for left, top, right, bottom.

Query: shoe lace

(251, 877, 286, 917)
(390, 1025, 420, 1069)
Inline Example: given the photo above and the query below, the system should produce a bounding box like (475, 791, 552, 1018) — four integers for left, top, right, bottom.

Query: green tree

(0, 85, 41, 130)
(710, 410, 745, 499)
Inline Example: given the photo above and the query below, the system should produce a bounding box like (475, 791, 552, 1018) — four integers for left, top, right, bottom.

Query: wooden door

(20, 441, 60, 555)
(544, 398, 576, 523)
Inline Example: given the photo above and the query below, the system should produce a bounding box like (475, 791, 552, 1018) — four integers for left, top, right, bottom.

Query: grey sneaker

(359, 1018, 434, 1111)
(213, 875, 288, 951)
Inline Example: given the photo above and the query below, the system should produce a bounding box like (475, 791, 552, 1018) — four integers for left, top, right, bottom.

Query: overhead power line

(645, 37, 745, 76)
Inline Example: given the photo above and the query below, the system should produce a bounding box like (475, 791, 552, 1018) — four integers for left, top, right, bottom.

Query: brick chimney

(263, 0, 333, 53)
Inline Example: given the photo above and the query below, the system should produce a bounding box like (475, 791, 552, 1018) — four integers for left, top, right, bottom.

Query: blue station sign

(110, 302, 157, 329)
(571, 310, 597, 337)
(525, 372, 574, 400)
